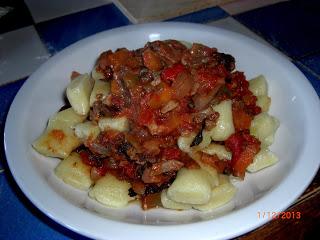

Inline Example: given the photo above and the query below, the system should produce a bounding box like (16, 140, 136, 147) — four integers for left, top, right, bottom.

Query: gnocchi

(249, 75, 268, 96)
(162, 172, 235, 211)
(250, 112, 279, 147)
(66, 73, 93, 115)
(74, 121, 100, 142)
(167, 168, 213, 205)
(89, 174, 134, 208)
(256, 95, 271, 112)
(161, 189, 192, 210)
(189, 151, 220, 186)
(55, 152, 93, 190)
(193, 183, 236, 211)
(247, 148, 278, 172)
(209, 100, 235, 141)
(89, 79, 110, 106)
(98, 116, 129, 132)
(32, 108, 86, 158)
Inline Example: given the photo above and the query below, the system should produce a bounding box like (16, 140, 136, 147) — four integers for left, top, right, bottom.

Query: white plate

(4, 22, 320, 240)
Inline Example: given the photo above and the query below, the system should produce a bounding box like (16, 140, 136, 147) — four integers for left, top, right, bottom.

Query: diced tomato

(242, 94, 257, 106)
(232, 102, 253, 131)
(94, 164, 109, 177)
(148, 85, 173, 109)
(225, 134, 243, 163)
(225, 132, 260, 178)
(162, 147, 181, 160)
(79, 151, 94, 166)
(161, 63, 186, 83)
(233, 109, 252, 131)
(233, 143, 259, 178)
(138, 107, 154, 125)
(178, 98, 193, 113)
(251, 105, 262, 115)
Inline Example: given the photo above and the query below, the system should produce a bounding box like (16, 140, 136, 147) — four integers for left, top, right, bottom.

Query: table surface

(1, 0, 320, 239)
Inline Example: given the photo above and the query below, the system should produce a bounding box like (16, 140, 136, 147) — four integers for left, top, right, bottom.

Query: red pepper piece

(161, 63, 186, 83)
(225, 131, 260, 178)
(137, 107, 154, 125)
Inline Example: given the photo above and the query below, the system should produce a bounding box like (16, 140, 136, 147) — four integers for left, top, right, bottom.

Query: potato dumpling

(33, 128, 80, 159)
(167, 168, 213, 205)
(250, 112, 279, 147)
(89, 174, 134, 208)
(202, 143, 232, 160)
(256, 95, 271, 112)
(89, 79, 110, 106)
(66, 73, 93, 115)
(193, 183, 236, 211)
(161, 189, 192, 210)
(188, 151, 220, 186)
(32, 108, 86, 158)
(209, 100, 235, 141)
(249, 75, 268, 96)
(91, 66, 105, 81)
(74, 121, 100, 142)
(247, 148, 278, 172)
(48, 108, 87, 127)
(177, 132, 196, 153)
(55, 152, 93, 190)
(98, 116, 129, 132)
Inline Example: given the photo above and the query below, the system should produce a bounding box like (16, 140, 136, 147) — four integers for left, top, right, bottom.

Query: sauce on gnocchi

(33, 40, 279, 211)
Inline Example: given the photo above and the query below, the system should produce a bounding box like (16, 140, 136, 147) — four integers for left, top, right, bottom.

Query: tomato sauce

(79, 40, 261, 207)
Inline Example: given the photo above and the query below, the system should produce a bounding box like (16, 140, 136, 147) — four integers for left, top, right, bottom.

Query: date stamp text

(257, 211, 301, 220)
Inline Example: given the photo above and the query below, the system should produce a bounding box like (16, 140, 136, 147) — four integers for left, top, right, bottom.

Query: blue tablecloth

(0, 1, 319, 239)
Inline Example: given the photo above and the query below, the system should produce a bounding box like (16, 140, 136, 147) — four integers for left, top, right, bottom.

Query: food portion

(32, 40, 279, 211)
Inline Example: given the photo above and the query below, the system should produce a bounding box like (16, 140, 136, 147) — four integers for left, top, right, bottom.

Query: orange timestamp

(257, 211, 301, 220)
